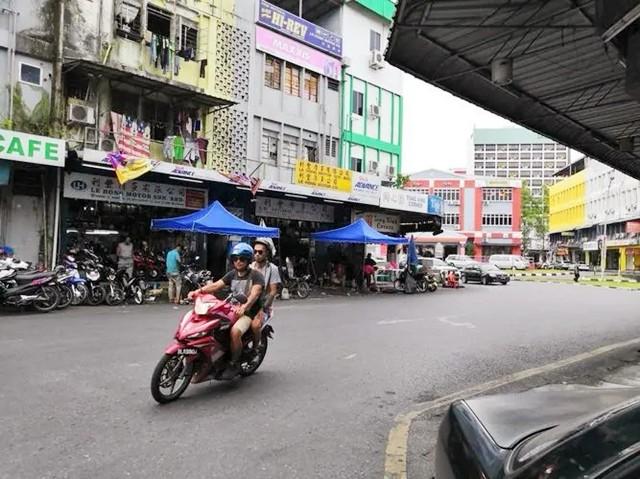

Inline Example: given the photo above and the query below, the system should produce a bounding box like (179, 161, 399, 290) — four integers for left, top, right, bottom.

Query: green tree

(521, 184, 549, 254)
(395, 174, 410, 189)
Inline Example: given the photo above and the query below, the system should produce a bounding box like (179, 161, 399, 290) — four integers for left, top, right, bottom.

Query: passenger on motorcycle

(251, 237, 281, 356)
(188, 242, 264, 379)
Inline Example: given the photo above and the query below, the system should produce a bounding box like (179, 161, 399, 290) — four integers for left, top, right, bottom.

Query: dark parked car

(462, 263, 510, 285)
(435, 386, 640, 479)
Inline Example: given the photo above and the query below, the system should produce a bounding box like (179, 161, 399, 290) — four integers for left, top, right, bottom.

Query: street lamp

(600, 171, 616, 279)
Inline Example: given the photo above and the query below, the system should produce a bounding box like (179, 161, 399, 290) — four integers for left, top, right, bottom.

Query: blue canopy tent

(311, 218, 407, 245)
(151, 201, 279, 237)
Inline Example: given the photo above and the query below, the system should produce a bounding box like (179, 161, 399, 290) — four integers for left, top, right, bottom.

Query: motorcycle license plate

(178, 348, 198, 355)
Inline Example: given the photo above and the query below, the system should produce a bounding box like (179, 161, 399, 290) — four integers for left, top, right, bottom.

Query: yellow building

(548, 170, 586, 233)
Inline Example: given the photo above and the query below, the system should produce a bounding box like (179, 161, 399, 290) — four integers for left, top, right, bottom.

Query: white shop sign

(354, 212, 400, 233)
(348, 173, 381, 205)
(63, 172, 208, 210)
(0, 128, 65, 167)
(379, 187, 428, 214)
(255, 196, 334, 223)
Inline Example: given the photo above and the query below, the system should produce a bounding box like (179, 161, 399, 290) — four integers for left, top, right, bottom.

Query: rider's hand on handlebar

(187, 290, 199, 300)
(232, 304, 247, 317)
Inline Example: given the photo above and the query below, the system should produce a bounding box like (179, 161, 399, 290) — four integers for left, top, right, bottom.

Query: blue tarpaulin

(311, 218, 408, 245)
(150, 201, 279, 237)
(407, 236, 419, 266)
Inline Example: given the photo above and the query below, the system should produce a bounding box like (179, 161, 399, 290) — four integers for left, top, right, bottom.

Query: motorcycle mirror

(233, 293, 248, 304)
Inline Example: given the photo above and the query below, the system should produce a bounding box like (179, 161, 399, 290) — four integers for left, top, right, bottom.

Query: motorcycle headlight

(186, 331, 208, 339)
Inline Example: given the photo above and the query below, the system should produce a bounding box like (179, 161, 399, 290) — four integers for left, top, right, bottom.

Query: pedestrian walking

(116, 236, 134, 277)
(573, 263, 580, 282)
(166, 243, 183, 305)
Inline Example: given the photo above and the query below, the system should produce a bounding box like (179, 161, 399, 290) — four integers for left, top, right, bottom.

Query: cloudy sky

(401, 74, 518, 175)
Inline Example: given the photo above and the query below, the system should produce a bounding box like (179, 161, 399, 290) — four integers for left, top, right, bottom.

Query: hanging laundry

(194, 118, 202, 132)
(185, 117, 192, 135)
(163, 136, 175, 161)
(196, 137, 209, 165)
(150, 34, 158, 66)
(183, 138, 198, 166)
(173, 135, 185, 162)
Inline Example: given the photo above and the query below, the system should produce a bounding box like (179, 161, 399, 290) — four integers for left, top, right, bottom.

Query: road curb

(511, 277, 640, 291)
(383, 337, 640, 479)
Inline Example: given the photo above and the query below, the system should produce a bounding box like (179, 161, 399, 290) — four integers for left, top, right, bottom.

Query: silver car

(421, 257, 460, 284)
(445, 254, 475, 269)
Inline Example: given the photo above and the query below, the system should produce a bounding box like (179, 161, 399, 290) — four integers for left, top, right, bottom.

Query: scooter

(150, 292, 274, 404)
(0, 269, 60, 313)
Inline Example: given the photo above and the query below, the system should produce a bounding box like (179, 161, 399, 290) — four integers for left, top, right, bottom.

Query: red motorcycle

(150, 293, 274, 404)
(133, 251, 164, 280)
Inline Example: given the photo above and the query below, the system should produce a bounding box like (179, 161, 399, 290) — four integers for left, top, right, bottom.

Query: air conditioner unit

(369, 104, 380, 118)
(100, 138, 116, 152)
(386, 165, 396, 177)
(84, 127, 98, 146)
(368, 160, 379, 173)
(369, 49, 384, 70)
(68, 103, 96, 125)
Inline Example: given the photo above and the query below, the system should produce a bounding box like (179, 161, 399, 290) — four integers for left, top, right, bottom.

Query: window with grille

(115, 0, 142, 39)
(370, 30, 381, 50)
(147, 5, 171, 37)
(282, 135, 298, 165)
(352, 91, 364, 116)
(284, 64, 301, 96)
(482, 214, 512, 226)
(261, 131, 278, 164)
(442, 214, 460, 226)
(325, 137, 338, 158)
(304, 71, 319, 102)
(328, 78, 339, 91)
(178, 18, 198, 59)
(350, 157, 363, 172)
(433, 188, 460, 202)
(483, 188, 512, 202)
(264, 55, 282, 89)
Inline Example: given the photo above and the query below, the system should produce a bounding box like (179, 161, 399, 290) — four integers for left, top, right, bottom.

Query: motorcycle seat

(15, 272, 53, 282)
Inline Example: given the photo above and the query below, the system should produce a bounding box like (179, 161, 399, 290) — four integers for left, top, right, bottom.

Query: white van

(489, 254, 528, 270)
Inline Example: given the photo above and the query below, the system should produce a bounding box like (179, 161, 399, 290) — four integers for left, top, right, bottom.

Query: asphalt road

(1, 282, 639, 479)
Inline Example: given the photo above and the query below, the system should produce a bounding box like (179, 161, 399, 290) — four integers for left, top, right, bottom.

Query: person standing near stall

(166, 243, 183, 305)
(116, 236, 134, 277)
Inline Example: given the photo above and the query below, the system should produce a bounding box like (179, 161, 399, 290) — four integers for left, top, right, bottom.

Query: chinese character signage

(258, 0, 342, 57)
(294, 160, 352, 192)
(256, 26, 341, 80)
(63, 172, 207, 210)
(256, 197, 334, 223)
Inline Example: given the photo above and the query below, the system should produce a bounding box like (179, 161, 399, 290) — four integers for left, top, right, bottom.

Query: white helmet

(254, 237, 276, 257)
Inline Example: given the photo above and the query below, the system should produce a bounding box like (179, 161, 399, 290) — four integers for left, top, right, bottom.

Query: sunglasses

(253, 249, 266, 255)
(231, 256, 249, 263)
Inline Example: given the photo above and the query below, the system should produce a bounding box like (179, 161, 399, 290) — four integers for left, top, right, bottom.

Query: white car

(445, 254, 475, 269)
(489, 254, 528, 270)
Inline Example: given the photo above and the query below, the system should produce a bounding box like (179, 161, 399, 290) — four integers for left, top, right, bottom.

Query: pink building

(405, 169, 522, 260)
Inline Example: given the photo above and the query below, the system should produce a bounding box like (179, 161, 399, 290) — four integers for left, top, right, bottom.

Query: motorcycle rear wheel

(151, 353, 193, 404)
(132, 286, 144, 305)
(33, 286, 59, 313)
(295, 281, 311, 299)
(393, 279, 404, 292)
(416, 279, 427, 293)
(56, 285, 73, 309)
(240, 335, 269, 377)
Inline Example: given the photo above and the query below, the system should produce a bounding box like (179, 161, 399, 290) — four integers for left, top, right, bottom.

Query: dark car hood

(462, 385, 640, 449)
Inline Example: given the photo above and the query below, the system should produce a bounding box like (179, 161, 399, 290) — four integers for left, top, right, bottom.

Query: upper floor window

(19, 63, 42, 87)
(304, 71, 319, 102)
(483, 188, 512, 201)
(433, 188, 460, 202)
(115, 0, 142, 39)
(352, 91, 364, 116)
(370, 30, 381, 50)
(285, 64, 301, 97)
(328, 78, 339, 91)
(350, 157, 363, 172)
(179, 19, 198, 59)
(261, 130, 278, 164)
(264, 55, 282, 90)
(147, 5, 171, 37)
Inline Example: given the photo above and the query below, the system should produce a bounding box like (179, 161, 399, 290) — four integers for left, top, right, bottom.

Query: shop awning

(151, 201, 280, 237)
(311, 218, 408, 245)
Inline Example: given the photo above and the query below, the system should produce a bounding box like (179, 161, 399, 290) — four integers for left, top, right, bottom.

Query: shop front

(0, 129, 65, 266)
(61, 169, 208, 267)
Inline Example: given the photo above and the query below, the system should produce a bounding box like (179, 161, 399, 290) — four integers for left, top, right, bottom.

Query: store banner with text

(64, 172, 207, 210)
(256, 196, 334, 223)
(379, 187, 428, 214)
(257, 0, 343, 57)
(349, 173, 381, 205)
(354, 212, 400, 233)
(0, 128, 65, 167)
(294, 160, 352, 192)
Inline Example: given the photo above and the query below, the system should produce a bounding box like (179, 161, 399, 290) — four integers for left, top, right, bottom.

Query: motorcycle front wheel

(416, 279, 427, 293)
(151, 353, 193, 404)
(33, 286, 59, 313)
(295, 281, 311, 299)
(132, 286, 144, 305)
(72, 284, 88, 305)
(393, 279, 404, 292)
(56, 285, 73, 309)
(86, 284, 106, 306)
(105, 286, 125, 306)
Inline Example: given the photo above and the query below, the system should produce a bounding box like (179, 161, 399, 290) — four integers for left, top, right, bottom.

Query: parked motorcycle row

(0, 248, 155, 314)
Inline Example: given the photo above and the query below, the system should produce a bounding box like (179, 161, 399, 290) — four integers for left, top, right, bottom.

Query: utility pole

(600, 171, 615, 280)
(50, 0, 66, 136)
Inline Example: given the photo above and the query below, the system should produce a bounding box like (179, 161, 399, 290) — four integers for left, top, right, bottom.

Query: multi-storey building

(405, 169, 522, 260)
(471, 127, 570, 198)
(549, 158, 640, 273)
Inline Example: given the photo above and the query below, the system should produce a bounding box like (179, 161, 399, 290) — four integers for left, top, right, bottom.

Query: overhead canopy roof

(312, 218, 408, 245)
(387, 0, 640, 179)
(64, 60, 235, 109)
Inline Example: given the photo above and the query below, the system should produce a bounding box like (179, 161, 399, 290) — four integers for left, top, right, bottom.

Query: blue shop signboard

(427, 195, 443, 216)
(258, 0, 343, 57)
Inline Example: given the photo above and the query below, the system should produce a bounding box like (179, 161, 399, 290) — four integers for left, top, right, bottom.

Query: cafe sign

(0, 128, 65, 167)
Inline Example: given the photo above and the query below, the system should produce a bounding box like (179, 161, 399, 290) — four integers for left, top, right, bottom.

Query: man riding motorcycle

(250, 238, 281, 358)
(188, 243, 264, 379)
